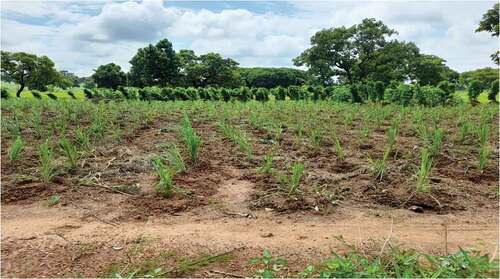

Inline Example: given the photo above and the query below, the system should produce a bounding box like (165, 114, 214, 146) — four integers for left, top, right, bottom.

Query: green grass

(1, 82, 85, 99)
(454, 90, 494, 104)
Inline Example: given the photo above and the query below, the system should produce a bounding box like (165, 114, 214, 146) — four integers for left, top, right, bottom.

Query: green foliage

(250, 250, 287, 279)
(47, 195, 61, 207)
(384, 84, 414, 106)
(1, 88, 8, 99)
(76, 127, 92, 151)
(92, 63, 126, 90)
(489, 79, 499, 102)
(39, 140, 56, 183)
(468, 80, 483, 103)
(59, 138, 78, 169)
(47, 92, 57, 100)
(152, 157, 175, 198)
(239, 67, 308, 88)
(8, 136, 24, 162)
(476, 3, 499, 64)
(281, 162, 305, 195)
(332, 129, 344, 161)
(477, 124, 490, 172)
(164, 145, 186, 174)
(258, 153, 274, 174)
(416, 148, 432, 192)
(218, 120, 253, 159)
(180, 113, 202, 163)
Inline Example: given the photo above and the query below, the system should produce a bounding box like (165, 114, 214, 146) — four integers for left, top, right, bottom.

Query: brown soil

(1, 115, 499, 277)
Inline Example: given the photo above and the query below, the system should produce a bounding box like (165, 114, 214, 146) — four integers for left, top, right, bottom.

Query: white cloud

(1, 0, 497, 76)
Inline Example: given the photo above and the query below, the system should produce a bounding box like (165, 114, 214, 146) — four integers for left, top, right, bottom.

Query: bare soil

(1, 116, 499, 277)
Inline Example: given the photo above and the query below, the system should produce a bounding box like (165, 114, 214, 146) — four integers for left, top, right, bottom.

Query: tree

(294, 18, 397, 85)
(1, 51, 59, 97)
(92, 63, 126, 89)
(460, 67, 498, 89)
(128, 39, 180, 87)
(476, 3, 499, 64)
(468, 80, 483, 104)
(177, 51, 243, 88)
(239, 67, 309, 88)
(58, 70, 79, 88)
(410, 54, 457, 86)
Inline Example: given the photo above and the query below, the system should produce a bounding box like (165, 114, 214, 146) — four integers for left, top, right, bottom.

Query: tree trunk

(16, 83, 25, 97)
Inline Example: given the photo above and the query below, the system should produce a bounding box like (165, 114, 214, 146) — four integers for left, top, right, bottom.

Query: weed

(59, 138, 78, 169)
(8, 136, 24, 162)
(250, 249, 287, 279)
(47, 195, 61, 206)
(180, 113, 201, 163)
(39, 140, 56, 183)
(416, 148, 432, 192)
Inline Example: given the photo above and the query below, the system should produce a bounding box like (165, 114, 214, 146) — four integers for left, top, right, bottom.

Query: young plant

(39, 140, 56, 183)
(258, 153, 274, 174)
(368, 156, 388, 181)
(279, 162, 305, 195)
(477, 124, 490, 172)
(416, 148, 433, 192)
(8, 136, 24, 162)
(165, 145, 186, 174)
(180, 113, 202, 163)
(76, 127, 92, 151)
(152, 158, 175, 198)
(310, 129, 322, 151)
(218, 120, 253, 159)
(429, 128, 443, 157)
(59, 138, 78, 169)
(332, 129, 344, 161)
(250, 250, 287, 279)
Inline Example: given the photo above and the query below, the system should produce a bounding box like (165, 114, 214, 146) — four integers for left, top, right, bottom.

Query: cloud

(1, 0, 497, 76)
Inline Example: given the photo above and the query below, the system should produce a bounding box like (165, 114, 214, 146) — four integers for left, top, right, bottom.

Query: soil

(1, 114, 499, 277)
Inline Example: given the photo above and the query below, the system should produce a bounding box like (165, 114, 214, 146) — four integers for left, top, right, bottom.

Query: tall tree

(294, 18, 397, 85)
(128, 39, 180, 87)
(410, 54, 458, 86)
(92, 63, 126, 89)
(1, 51, 59, 97)
(176, 51, 243, 88)
(476, 3, 499, 64)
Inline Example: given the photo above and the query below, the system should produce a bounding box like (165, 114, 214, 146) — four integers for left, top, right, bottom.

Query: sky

(1, 0, 498, 77)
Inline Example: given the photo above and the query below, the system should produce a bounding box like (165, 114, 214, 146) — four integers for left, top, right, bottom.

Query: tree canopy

(1, 51, 60, 97)
(476, 3, 499, 64)
(92, 63, 126, 89)
(238, 67, 309, 88)
(128, 39, 180, 87)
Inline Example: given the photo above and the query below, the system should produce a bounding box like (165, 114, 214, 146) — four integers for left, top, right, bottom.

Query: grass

(258, 153, 274, 174)
(416, 148, 433, 192)
(477, 123, 490, 172)
(59, 138, 78, 169)
(152, 158, 175, 198)
(180, 113, 202, 164)
(331, 129, 344, 161)
(278, 162, 305, 195)
(39, 140, 56, 183)
(8, 135, 24, 162)
(164, 145, 186, 174)
(218, 120, 253, 158)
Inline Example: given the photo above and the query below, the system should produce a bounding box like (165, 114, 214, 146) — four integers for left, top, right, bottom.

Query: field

(1, 97, 499, 277)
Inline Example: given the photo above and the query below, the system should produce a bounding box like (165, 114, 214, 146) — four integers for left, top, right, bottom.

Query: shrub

(331, 86, 351, 102)
(255, 88, 269, 102)
(385, 84, 414, 106)
(83, 88, 94, 99)
(468, 80, 483, 103)
(32, 90, 42, 99)
(275, 86, 287, 101)
(288, 86, 300, 100)
(415, 86, 447, 107)
(47, 92, 57, 100)
(374, 81, 385, 101)
(489, 79, 499, 103)
(350, 84, 363, 103)
(67, 91, 76, 99)
(1, 88, 9, 99)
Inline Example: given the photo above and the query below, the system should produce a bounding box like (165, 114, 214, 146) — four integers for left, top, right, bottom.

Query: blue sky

(1, 0, 498, 76)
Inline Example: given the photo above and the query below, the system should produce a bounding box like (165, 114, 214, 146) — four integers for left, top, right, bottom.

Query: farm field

(1, 97, 498, 277)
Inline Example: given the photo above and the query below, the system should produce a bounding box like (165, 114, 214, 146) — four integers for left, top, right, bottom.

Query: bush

(415, 86, 447, 107)
(384, 84, 414, 106)
(47, 92, 58, 100)
(255, 88, 269, 102)
(288, 86, 300, 100)
(489, 79, 498, 102)
(468, 80, 482, 103)
(83, 88, 94, 99)
(374, 81, 385, 101)
(331, 86, 351, 102)
(350, 84, 363, 103)
(1, 88, 9, 99)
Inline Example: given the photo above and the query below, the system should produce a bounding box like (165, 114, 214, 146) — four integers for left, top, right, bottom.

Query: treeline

(75, 80, 493, 107)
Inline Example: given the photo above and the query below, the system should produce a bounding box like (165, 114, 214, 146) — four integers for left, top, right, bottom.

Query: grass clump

(8, 135, 24, 162)
(59, 138, 78, 169)
(477, 124, 490, 173)
(416, 148, 433, 192)
(152, 158, 175, 198)
(258, 153, 274, 174)
(180, 113, 202, 164)
(278, 162, 305, 195)
(39, 140, 56, 183)
(164, 145, 186, 174)
(218, 120, 253, 159)
(331, 129, 344, 161)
